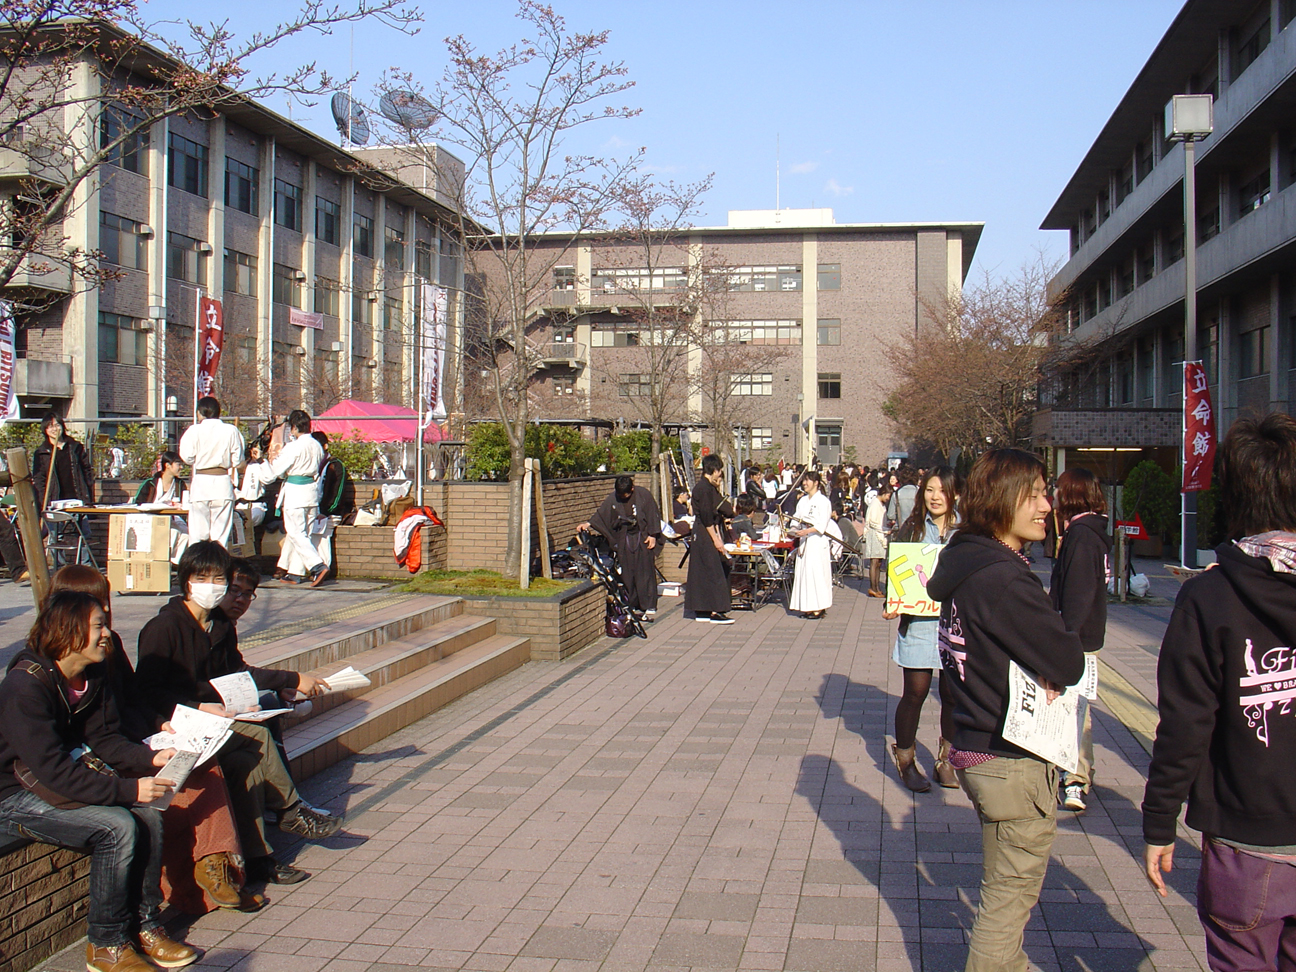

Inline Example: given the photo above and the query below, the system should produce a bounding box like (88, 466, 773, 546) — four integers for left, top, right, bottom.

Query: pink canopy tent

(314, 400, 446, 443)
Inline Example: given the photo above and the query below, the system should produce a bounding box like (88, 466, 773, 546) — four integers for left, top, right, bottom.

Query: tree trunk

(649, 426, 662, 507)
(502, 426, 526, 579)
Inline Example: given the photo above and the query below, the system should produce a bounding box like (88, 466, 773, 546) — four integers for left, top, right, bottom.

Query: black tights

(869, 558, 883, 591)
(894, 668, 956, 750)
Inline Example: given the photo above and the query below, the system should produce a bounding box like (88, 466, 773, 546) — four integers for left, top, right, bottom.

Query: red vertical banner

(195, 296, 224, 406)
(1182, 360, 1216, 492)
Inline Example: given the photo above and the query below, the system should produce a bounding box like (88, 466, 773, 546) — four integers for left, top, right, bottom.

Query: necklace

(995, 538, 1031, 565)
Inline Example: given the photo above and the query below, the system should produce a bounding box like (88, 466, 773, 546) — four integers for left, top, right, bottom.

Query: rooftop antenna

(776, 133, 780, 211)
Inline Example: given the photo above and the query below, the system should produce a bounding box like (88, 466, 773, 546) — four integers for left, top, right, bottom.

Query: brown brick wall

(1031, 408, 1181, 448)
(0, 838, 90, 972)
(333, 523, 447, 579)
(457, 580, 603, 661)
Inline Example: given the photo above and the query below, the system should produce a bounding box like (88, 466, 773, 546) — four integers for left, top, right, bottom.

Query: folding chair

(45, 510, 98, 569)
(757, 548, 793, 604)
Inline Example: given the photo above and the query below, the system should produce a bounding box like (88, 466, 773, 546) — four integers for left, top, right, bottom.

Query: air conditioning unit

(365, 358, 378, 368)
(292, 346, 306, 356)
(330, 341, 344, 352)
(293, 269, 307, 281)
(138, 224, 154, 237)
(197, 242, 213, 254)
(367, 291, 380, 302)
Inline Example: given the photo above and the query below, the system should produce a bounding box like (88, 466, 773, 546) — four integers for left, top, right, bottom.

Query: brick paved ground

(37, 562, 1207, 972)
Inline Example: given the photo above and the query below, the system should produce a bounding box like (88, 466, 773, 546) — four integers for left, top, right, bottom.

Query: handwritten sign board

(885, 542, 942, 617)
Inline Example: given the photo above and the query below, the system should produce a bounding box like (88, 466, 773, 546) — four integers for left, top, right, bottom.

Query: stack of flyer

(140, 705, 235, 809)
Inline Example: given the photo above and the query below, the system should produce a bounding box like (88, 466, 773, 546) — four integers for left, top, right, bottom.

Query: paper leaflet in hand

(144, 705, 233, 768)
(137, 749, 202, 810)
(1000, 661, 1087, 774)
(208, 672, 261, 715)
(319, 666, 371, 694)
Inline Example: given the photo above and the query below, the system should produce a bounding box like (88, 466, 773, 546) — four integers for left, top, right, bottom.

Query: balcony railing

(540, 342, 586, 367)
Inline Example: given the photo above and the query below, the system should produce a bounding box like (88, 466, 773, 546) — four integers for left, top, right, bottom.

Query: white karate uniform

(239, 462, 276, 527)
(790, 492, 833, 613)
(153, 478, 189, 564)
(179, 418, 244, 547)
(270, 435, 326, 577)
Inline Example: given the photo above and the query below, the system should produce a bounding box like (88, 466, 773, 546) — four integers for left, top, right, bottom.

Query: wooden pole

(6, 448, 49, 607)
(533, 459, 552, 580)
(519, 458, 533, 590)
(659, 453, 671, 518)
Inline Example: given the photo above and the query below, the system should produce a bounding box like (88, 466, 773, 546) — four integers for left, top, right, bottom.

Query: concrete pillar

(146, 116, 169, 419)
(1270, 273, 1282, 409)
(63, 59, 100, 422)
(373, 195, 387, 398)
(341, 177, 355, 396)
(256, 136, 275, 413)
(801, 234, 818, 462)
(300, 159, 317, 412)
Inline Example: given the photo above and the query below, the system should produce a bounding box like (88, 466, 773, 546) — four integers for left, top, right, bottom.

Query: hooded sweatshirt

(1049, 513, 1112, 653)
(1142, 541, 1296, 846)
(135, 597, 299, 721)
(927, 533, 1086, 758)
(0, 648, 157, 806)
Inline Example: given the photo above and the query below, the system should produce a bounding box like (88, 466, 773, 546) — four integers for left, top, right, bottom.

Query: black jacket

(0, 648, 156, 806)
(927, 533, 1086, 758)
(1142, 542, 1296, 846)
(135, 597, 299, 720)
(32, 438, 94, 509)
(1049, 514, 1112, 653)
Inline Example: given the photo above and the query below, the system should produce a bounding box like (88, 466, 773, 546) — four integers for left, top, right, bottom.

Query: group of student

(891, 413, 1296, 972)
(0, 543, 341, 972)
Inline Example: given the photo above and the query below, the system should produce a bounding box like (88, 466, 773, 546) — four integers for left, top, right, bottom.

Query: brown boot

(85, 942, 154, 972)
(891, 743, 930, 792)
(934, 737, 959, 789)
(138, 927, 199, 968)
(194, 852, 242, 910)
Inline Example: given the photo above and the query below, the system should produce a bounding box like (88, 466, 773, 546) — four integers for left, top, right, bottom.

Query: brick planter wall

(333, 524, 447, 579)
(0, 838, 90, 972)
(457, 580, 604, 661)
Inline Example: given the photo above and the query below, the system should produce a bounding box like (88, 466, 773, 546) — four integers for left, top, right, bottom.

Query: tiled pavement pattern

(38, 563, 1208, 972)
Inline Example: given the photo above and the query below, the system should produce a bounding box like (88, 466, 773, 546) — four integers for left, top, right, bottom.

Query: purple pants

(1199, 837, 1296, 971)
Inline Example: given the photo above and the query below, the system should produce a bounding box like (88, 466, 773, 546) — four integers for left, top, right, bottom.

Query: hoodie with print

(927, 533, 1086, 759)
(1142, 541, 1296, 846)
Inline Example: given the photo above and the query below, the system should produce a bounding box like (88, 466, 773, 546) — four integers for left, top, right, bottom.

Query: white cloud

(824, 178, 854, 197)
(788, 160, 818, 175)
(603, 135, 633, 149)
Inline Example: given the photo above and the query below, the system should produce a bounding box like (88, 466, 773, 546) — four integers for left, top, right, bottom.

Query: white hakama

(789, 492, 833, 613)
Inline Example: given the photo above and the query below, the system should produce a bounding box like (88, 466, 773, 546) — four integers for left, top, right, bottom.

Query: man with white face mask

(136, 542, 336, 886)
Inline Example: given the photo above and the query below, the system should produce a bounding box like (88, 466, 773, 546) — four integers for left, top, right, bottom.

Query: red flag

(195, 296, 224, 406)
(1182, 360, 1215, 492)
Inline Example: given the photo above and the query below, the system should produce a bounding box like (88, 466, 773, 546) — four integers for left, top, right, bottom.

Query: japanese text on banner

(1182, 360, 1216, 492)
(195, 296, 224, 406)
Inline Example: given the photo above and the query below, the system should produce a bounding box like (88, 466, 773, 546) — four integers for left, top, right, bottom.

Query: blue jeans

(0, 789, 165, 947)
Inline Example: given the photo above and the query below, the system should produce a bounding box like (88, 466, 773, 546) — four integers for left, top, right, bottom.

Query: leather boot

(934, 737, 959, 789)
(891, 743, 930, 792)
(194, 852, 242, 909)
(138, 927, 199, 968)
(85, 942, 154, 972)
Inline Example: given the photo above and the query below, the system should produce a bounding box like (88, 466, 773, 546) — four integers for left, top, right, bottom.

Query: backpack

(319, 457, 354, 517)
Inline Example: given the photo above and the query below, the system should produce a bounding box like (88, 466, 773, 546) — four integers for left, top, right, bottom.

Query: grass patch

(401, 569, 576, 598)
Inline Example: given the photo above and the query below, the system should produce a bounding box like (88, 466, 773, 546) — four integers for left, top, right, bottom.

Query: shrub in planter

(466, 422, 606, 479)
(607, 430, 682, 473)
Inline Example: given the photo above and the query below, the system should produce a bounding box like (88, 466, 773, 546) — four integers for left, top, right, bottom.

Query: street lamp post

(1166, 93, 1213, 569)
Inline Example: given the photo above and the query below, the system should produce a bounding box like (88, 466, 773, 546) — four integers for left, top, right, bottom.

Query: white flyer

(209, 672, 261, 715)
(1080, 654, 1099, 701)
(138, 749, 201, 810)
(233, 707, 293, 722)
(146, 704, 234, 767)
(1001, 661, 1087, 774)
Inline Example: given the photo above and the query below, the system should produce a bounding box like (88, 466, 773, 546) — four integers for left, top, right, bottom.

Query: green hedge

(464, 424, 680, 480)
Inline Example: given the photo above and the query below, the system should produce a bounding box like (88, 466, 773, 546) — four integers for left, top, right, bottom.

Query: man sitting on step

(136, 543, 339, 887)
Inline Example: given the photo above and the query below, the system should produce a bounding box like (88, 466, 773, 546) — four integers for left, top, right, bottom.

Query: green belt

(285, 475, 315, 485)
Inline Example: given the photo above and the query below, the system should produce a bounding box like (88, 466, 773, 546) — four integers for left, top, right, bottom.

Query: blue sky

(155, 0, 1185, 280)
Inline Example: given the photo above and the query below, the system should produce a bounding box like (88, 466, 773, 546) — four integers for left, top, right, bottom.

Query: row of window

(613, 371, 844, 399)
(588, 319, 842, 348)
(568, 264, 843, 294)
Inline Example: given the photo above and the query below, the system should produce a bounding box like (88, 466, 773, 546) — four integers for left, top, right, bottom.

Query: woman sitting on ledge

(0, 591, 198, 972)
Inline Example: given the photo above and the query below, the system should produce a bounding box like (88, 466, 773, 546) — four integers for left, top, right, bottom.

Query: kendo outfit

(685, 479, 733, 617)
(589, 485, 663, 613)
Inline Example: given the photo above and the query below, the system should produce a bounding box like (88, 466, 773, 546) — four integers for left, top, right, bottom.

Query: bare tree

(695, 330, 792, 459)
(373, 1, 640, 577)
(589, 173, 715, 502)
(0, 0, 419, 305)
(883, 253, 1085, 460)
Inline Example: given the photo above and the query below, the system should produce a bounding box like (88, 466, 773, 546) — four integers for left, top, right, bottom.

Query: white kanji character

(1191, 399, 1211, 424)
(1192, 431, 1211, 456)
(1190, 369, 1208, 393)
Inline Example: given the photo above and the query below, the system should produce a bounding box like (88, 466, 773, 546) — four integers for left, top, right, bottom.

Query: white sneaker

(694, 613, 712, 622)
(643, 610, 656, 621)
(1062, 783, 1086, 812)
(710, 614, 735, 625)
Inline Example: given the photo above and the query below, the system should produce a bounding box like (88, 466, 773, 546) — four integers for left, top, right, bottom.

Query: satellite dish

(379, 89, 438, 130)
(331, 92, 371, 146)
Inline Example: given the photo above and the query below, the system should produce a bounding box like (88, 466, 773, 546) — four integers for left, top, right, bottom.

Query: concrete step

(241, 595, 462, 675)
(285, 634, 531, 780)
(282, 614, 497, 724)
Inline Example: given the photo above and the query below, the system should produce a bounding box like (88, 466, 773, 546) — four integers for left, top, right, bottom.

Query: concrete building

(509, 209, 982, 466)
(1, 24, 465, 427)
(1038, 0, 1296, 479)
